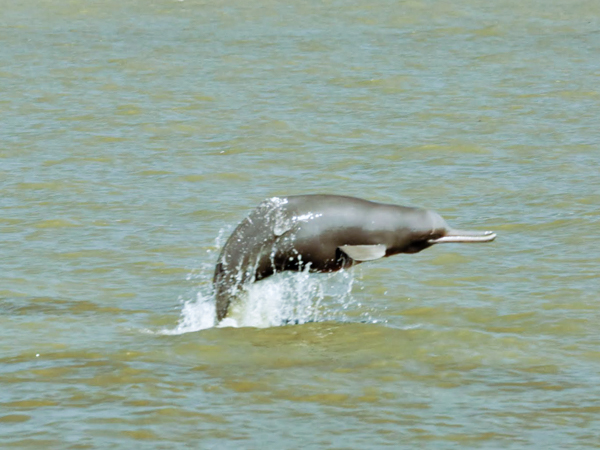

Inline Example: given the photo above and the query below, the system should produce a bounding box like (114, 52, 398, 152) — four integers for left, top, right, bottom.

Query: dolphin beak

(428, 229, 496, 244)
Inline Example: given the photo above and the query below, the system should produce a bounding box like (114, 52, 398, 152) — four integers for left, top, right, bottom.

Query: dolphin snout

(428, 229, 496, 244)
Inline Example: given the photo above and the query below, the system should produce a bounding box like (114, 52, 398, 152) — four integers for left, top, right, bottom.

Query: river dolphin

(213, 195, 496, 321)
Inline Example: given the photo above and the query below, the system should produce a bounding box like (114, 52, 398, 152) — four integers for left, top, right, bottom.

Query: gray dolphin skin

(213, 195, 496, 321)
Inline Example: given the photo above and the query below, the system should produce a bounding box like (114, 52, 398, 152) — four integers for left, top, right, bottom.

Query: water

(1, 0, 600, 448)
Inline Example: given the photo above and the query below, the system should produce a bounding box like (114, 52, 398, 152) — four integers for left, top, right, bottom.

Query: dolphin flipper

(339, 244, 387, 261)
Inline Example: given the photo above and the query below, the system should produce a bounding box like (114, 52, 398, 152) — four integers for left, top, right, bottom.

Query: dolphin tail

(428, 230, 496, 244)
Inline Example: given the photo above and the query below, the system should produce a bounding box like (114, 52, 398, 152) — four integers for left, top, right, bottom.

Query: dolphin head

(392, 209, 496, 254)
(425, 210, 496, 244)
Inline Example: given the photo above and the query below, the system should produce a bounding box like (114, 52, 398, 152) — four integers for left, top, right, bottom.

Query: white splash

(222, 268, 325, 328)
(266, 196, 288, 207)
(160, 290, 217, 335)
(159, 265, 365, 334)
(293, 212, 323, 222)
(161, 268, 358, 334)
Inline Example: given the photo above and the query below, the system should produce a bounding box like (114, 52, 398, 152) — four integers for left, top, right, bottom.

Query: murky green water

(2, 0, 600, 448)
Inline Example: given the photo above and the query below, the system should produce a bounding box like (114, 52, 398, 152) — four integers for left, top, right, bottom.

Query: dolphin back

(214, 197, 294, 320)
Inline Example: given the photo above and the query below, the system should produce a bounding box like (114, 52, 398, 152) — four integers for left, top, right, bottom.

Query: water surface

(1, 0, 600, 448)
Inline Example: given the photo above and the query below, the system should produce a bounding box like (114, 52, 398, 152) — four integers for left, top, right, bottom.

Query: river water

(1, 0, 600, 448)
